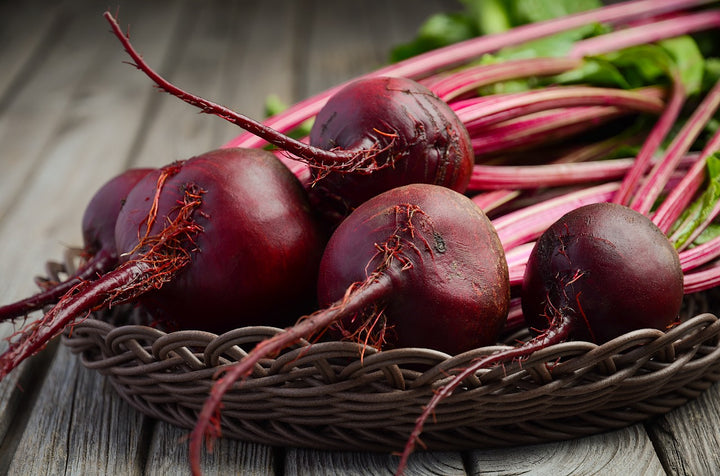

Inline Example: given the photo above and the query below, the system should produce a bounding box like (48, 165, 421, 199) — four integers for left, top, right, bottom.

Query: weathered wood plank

(467, 425, 666, 475)
(0, 0, 65, 103)
(646, 381, 720, 475)
(0, 340, 58, 473)
(3, 343, 150, 475)
(145, 422, 276, 476)
(285, 448, 465, 476)
(4, 344, 82, 475)
(213, 0, 304, 145)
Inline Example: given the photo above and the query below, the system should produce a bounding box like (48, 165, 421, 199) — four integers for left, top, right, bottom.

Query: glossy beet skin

(115, 148, 326, 332)
(522, 202, 684, 343)
(317, 184, 510, 354)
(308, 77, 474, 218)
(0, 167, 153, 321)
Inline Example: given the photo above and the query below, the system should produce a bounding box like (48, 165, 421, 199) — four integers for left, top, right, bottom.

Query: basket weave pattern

(50, 251, 720, 451)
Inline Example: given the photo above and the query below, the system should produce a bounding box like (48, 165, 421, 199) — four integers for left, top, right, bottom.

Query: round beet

(307, 76, 474, 218)
(522, 202, 684, 342)
(115, 148, 326, 331)
(316, 183, 508, 353)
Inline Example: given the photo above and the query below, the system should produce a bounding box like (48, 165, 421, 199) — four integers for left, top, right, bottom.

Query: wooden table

(0, 0, 719, 474)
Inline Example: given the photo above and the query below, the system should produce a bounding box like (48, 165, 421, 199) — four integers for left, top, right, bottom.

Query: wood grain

(647, 382, 720, 475)
(467, 425, 666, 475)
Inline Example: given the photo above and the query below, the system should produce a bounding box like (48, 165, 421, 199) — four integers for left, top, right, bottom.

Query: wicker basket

(48, 249, 720, 452)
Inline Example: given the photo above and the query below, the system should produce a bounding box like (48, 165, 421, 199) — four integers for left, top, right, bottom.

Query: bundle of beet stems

(1, 1, 720, 476)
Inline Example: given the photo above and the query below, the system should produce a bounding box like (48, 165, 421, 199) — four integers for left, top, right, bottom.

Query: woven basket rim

(43, 250, 720, 451)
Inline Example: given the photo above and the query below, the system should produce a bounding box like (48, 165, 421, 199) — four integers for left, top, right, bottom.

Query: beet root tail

(0, 259, 153, 379)
(395, 313, 572, 475)
(0, 249, 117, 322)
(188, 275, 392, 476)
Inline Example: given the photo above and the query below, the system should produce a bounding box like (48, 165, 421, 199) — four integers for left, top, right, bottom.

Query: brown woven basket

(48, 249, 720, 452)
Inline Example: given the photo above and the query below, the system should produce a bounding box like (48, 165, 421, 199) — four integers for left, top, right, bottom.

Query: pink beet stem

(569, 10, 720, 58)
(454, 86, 665, 129)
(469, 106, 625, 158)
(651, 88, 720, 232)
(631, 79, 720, 218)
(470, 156, 637, 190)
(613, 71, 686, 206)
(683, 259, 720, 293)
(431, 57, 581, 102)
(104, 12, 367, 171)
(226, 0, 713, 150)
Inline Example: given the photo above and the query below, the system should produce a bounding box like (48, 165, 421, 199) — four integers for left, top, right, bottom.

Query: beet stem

(468, 106, 626, 157)
(471, 157, 642, 191)
(431, 57, 581, 102)
(103, 12, 368, 170)
(632, 78, 720, 219)
(613, 72, 686, 206)
(454, 86, 665, 129)
(569, 10, 720, 58)
(651, 81, 720, 232)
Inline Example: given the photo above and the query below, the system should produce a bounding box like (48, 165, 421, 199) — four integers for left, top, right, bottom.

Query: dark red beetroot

(105, 12, 474, 223)
(188, 183, 510, 473)
(306, 76, 474, 219)
(0, 148, 326, 377)
(397, 202, 684, 474)
(316, 184, 509, 352)
(522, 202, 684, 343)
(0, 167, 153, 321)
(114, 148, 326, 331)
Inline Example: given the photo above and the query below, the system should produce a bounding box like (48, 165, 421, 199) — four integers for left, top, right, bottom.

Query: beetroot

(114, 148, 326, 331)
(521, 202, 684, 343)
(0, 147, 326, 377)
(315, 184, 509, 352)
(105, 12, 474, 223)
(188, 183, 510, 473)
(305, 76, 474, 219)
(0, 168, 153, 321)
